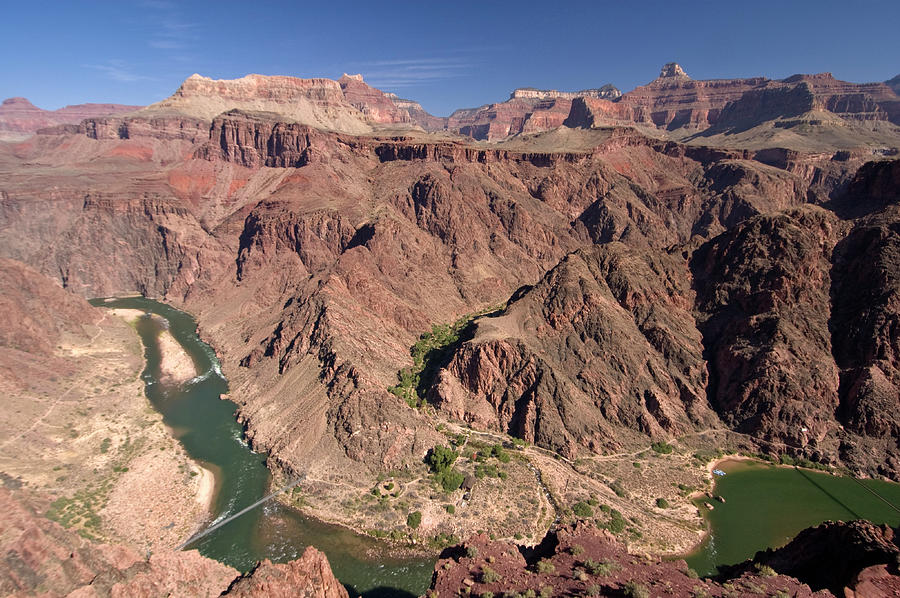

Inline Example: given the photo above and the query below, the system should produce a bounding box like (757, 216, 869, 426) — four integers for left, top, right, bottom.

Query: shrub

(539, 587, 553, 598)
(570, 544, 585, 555)
(536, 559, 555, 574)
(572, 501, 594, 518)
(656, 497, 670, 509)
(481, 566, 501, 583)
(651, 441, 674, 454)
(609, 481, 627, 498)
(686, 567, 699, 579)
(466, 545, 479, 558)
(624, 581, 650, 598)
(446, 504, 456, 514)
(481, 593, 494, 598)
(584, 558, 619, 576)
(754, 563, 777, 577)
(406, 511, 422, 529)
(586, 584, 601, 597)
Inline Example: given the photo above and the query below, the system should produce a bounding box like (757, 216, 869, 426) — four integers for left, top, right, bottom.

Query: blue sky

(2, 0, 898, 116)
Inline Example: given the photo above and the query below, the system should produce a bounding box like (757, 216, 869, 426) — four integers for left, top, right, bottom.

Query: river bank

(0, 302, 213, 556)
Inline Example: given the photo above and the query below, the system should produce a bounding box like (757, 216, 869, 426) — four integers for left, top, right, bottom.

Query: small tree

(427, 445, 458, 473)
(407, 510, 422, 529)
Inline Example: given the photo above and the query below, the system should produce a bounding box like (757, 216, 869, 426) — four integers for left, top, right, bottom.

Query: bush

(754, 563, 777, 577)
(656, 497, 670, 509)
(539, 587, 553, 598)
(427, 445, 459, 473)
(624, 581, 650, 598)
(570, 544, 585, 555)
(406, 511, 422, 529)
(445, 504, 456, 514)
(437, 469, 464, 493)
(481, 593, 494, 598)
(481, 566, 501, 583)
(586, 585, 601, 597)
(466, 545, 479, 558)
(604, 509, 627, 534)
(572, 501, 594, 518)
(686, 567, 699, 579)
(651, 441, 674, 454)
(536, 559, 555, 574)
(609, 481, 627, 498)
(584, 558, 619, 576)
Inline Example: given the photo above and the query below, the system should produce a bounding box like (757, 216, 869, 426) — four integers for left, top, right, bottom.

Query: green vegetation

(536, 559, 555, 574)
(427, 445, 465, 492)
(466, 545, 480, 558)
(600, 508, 627, 534)
(389, 308, 501, 408)
(445, 504, 456, 514)
(406, 511, 422, 529)
(583, 558, 619, 576)
(656, 497, 670, 509)
(572, 501, 594, 518)
(99, 438, 111, 454)
(754, 563, 777, 577)
(437, 469, 465, 493)
(570, 544, 585, 556)
(608, 481, 627, 498)
(624, 581, 650, 598)
(481, 566, 501, 583)
(539, 587, 553, 598)
(427, 445, 459, 472)
(651, 441, 674, 454)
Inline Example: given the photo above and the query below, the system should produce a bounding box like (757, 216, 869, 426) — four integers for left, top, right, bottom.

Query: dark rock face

(430, 523, 834, 597)
(431, 244, 716, 456)
(691, 207, 842, 450)
(719, 520, 900, 596)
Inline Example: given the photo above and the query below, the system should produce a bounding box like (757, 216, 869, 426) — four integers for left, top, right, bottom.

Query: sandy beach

(157, 328, 199, 383)
(110, 308, 147, 324)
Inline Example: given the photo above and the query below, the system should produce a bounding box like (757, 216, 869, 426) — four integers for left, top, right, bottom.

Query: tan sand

(157, 329, 198, 383)
(110, 308, 147, 324)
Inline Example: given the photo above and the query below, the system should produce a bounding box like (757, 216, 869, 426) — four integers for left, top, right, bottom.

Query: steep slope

(0, 486, 346, 598)
(430, 244, 718, 457)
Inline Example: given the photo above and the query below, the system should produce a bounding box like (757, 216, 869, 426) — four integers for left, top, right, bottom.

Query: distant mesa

(0, 96, 140, 140)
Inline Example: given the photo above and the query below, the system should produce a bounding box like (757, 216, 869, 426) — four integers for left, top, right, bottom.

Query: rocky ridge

(0, 97, 140, 140)
(429, 520, 900, 597)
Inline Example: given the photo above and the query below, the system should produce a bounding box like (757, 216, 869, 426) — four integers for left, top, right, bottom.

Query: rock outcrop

(429, 522, 837, 597)
(430, 244, 717, 456)
(719, 520, 900, 596)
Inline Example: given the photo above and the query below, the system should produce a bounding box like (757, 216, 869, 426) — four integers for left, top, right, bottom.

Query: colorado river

(685, 458, 900, 576)
(90, 297, 434, 598)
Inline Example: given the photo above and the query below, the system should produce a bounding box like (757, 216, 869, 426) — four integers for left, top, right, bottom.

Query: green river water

(90, 297, 435, 598)
(685, 459, 900, 576)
